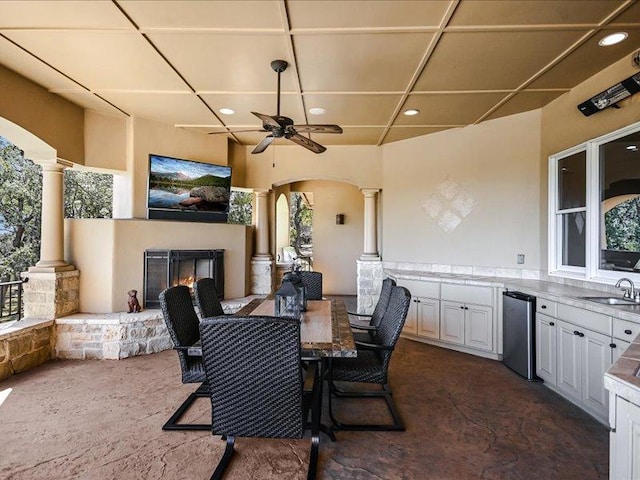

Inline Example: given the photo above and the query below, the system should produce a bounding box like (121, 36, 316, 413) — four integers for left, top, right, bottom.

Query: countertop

(385, 268, 640, 404)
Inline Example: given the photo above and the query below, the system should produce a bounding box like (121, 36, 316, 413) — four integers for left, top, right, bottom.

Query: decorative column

(22, 160, 79, 320)
(251, 189, 274, 294)
(357, 188, 383, 313)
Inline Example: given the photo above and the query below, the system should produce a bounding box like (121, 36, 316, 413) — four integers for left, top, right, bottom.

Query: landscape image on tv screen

(148, 154, 232, 214)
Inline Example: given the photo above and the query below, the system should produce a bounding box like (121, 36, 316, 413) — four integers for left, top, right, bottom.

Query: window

(549, 121, 640, 284)
(227, 188, 253, 225)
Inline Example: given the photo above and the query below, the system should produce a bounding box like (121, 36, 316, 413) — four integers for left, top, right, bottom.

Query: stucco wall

(0, 64, 84, 163)
(382, 109, 542, 271)
(65, 219, 252, 313)
(290, 180, 364, 295)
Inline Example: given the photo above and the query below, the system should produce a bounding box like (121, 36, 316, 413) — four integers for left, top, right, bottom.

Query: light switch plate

(517, 254, 525, 264)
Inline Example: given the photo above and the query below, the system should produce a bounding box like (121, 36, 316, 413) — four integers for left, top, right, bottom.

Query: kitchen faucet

(615, 277, 637, 301)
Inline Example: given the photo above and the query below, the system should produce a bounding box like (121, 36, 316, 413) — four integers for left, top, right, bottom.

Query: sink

(579, 296, 639, 306)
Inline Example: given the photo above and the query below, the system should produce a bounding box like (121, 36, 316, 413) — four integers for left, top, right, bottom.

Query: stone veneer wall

(0, 319, 55, 382)
(251, 258, 274, 295)
(22, 270, 80, 319)
(357, 259, 384, 314)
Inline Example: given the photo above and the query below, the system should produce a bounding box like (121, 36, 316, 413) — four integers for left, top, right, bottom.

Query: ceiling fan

(210, 60, 343, 154)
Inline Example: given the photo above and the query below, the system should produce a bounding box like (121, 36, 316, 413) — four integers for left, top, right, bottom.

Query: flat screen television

(147, 154, 232, 223)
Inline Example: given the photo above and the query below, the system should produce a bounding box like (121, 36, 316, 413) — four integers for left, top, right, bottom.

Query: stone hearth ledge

(54, 296, 262, 360)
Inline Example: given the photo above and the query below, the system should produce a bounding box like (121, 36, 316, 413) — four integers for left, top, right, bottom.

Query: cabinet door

(556, 320, 582, 403)
(581, 328, 611, 419)
(417, 297, 440, 339)
(536, 313, 557, 386)
(403, 298, 418, 334)
(612, 340, 632, 364)
(464, 304, 493, 352)
(612, 396, 640, 480)
(440, 301, 465, 345)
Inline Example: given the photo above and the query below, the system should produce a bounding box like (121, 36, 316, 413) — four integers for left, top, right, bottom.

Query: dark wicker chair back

(369, 277, 397, 328)
(300, 271, 323, 300)
(200, 315, 304, 438)
(194, 277, 224, 317)
(372, 285, 412, 355)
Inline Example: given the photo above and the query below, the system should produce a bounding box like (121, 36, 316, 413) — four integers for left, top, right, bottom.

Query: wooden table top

(236, 298, 356, 358)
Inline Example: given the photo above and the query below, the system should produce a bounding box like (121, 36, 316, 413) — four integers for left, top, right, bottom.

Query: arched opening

(275, 193, 290, 263)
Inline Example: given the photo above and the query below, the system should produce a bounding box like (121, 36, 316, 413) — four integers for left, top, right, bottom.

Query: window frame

(548, 120, 640, 285)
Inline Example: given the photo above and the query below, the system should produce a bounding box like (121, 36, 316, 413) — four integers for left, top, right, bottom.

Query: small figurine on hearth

(127, 289, 142, 313)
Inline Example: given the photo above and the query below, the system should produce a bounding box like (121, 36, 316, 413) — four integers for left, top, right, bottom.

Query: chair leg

(307, 434, 319, 480)
(162, 384, 211, 431)
(328, 381, 405, 432)
(211, 436, 235, 480)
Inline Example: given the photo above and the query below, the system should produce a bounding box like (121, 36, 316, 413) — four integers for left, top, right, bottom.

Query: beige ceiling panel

(0, 1, 131, 29)
(119, 0, 283, 30)
(148, 33, 293, 92)
(2, 30, 187, 91)
(302, 94, 401, 125)
(396, 92, 509, 125)
(199, 93, 304, 126)
(287, 0, 450, 29)
(448, 0, 624, 26)
(611, 2, 640, 24)
(0, 36, 83, 91)
(310, 127, 384, 145)
(485, 91, 567, 121)
(414, 30, 585, 91)
(53, 91, 128, 118)
(530, 28, 640, 89)
(295, 33, 433, 92)
(98, 92, 220, 126)
(384, 126, 455, 143)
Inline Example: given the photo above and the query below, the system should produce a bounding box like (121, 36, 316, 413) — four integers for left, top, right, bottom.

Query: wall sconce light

(336, 214, 345, 225)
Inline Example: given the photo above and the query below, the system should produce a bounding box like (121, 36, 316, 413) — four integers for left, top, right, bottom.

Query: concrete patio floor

(0, 337, 608, 479)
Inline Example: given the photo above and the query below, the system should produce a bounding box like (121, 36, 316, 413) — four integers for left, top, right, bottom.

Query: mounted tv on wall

(147, 154, 232, 223)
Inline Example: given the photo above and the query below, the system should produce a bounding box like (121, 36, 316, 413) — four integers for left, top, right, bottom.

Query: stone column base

(21, 270, 80, 320)
(251, 257, 274, 295)
(357, 259, 384, 314)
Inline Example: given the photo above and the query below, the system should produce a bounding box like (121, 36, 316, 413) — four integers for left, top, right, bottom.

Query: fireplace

(144, 249, 224, 309)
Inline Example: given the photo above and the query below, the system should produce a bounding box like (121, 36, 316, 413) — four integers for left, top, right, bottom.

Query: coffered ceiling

(0, 0, 639, 149)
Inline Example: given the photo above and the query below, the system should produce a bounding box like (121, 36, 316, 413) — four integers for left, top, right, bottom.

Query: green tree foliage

(605, 196, 640, 252)
(0, 139, 42, 280)
(227, 189, 252, 225)
(289, 192, 313, 258)
(64, 170, 113, 219)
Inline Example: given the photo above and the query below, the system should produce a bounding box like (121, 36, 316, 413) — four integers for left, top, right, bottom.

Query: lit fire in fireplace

(175, 275, 196, 291)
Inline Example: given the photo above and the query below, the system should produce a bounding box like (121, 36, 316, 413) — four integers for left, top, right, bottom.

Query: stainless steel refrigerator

(502, 291, 536, 381)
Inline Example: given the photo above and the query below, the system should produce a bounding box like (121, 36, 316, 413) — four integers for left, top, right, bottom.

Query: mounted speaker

(578, 72, 640, 116)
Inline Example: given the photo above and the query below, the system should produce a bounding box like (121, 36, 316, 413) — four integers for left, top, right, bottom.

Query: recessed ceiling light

(309, 107, 326, 115)
(403, 109, 420, 116)
(627, 145, 638, 151)
(598, 32, 628, 47)
(219, 108, 235, 115)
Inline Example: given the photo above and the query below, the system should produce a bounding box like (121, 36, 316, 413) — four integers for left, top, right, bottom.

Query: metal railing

(0, 278, 27, 323)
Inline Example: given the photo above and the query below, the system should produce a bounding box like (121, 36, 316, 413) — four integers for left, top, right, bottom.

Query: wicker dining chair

(200, 315, 321, 480)
(328, 285, 411, 432)
(299, 271, 323, 300)
(159, 285, 210, 431)
(194, 277, 225, 318)
(348, 277, 397, 343)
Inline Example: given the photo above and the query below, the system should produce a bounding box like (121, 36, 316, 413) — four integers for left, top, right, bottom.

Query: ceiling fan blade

(208, 129, 267, 135)
(251, 111, 281, 129)
(287, 133, 326, 154)
(291, 124, 343, 134)
(252, 135, 275, 154)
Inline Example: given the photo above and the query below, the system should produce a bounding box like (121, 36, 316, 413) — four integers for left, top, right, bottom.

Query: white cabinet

(440, 300, 493, 351)
(440, 301, 465, 345)
(417, 297, 440, 339)
(555, 319, 611, 421)
(612, 340, 631, 364)
(611, 396, 640, 480)
(535, 313, 557, 386)
(404, 296, 440, 339)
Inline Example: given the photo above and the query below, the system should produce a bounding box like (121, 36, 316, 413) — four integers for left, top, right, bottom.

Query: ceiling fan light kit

(211, 59, 343, 154)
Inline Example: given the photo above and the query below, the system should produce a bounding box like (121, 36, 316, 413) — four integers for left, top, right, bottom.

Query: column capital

(254, 189, 271, 198)
(361, 188, 380, 197)
(33, 158, 73, 171)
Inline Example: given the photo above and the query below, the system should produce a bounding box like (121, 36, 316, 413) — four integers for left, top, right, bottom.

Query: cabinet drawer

(556, 304, 611, 336)
(441, 284, 493, 306)
(612, 318, 640, 342)
(537, 299, 557, 317)
(397, 279, 440, 299)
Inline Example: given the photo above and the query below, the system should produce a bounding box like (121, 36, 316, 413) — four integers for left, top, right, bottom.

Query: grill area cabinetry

(144, 250, 224, 308)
